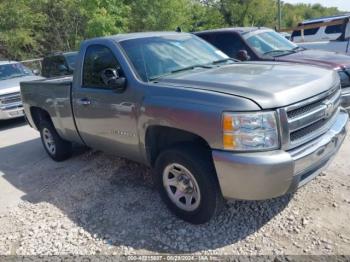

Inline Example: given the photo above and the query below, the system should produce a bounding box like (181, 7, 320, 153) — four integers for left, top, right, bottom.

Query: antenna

(278, 0, 281, 31)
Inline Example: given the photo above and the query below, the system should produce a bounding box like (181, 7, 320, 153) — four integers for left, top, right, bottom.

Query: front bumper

(341, 87, 350, 112)
(212, 109, 348, 200)
(0, 102, 24, 120)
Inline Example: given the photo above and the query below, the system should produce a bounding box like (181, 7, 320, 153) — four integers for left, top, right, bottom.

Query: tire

(154, 145, 224, 224)
(39, 120, 72, 161)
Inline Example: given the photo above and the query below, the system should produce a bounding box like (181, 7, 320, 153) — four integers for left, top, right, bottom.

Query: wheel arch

(145, 125, 212, 167)
(29, 107, 52, 129)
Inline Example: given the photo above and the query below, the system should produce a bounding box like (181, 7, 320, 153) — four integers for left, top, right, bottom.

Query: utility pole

(277, 0, 282, 31)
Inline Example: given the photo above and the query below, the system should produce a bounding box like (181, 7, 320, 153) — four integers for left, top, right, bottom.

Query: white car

(0, 61, 43, 120)
(298, 41, 350, 55)
(291, 14, 350, 55)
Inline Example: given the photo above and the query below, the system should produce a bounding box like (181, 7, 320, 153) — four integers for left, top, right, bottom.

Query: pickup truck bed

(21, 76, 82, 144)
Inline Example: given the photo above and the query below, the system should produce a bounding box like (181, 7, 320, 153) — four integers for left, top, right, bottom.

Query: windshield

(0, 63, 33, 80)
(120, 34, 229, 81)
(65, 53, 78, 69)
(244, 30, 298, 56)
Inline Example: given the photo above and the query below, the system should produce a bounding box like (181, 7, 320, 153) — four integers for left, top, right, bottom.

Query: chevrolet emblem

(323, 100, 334, 119)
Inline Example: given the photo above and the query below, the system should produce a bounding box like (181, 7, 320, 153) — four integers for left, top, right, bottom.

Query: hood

(0, 75, 44, 96)
(276, 49, 350, 69)
(156, 62, 338, 109)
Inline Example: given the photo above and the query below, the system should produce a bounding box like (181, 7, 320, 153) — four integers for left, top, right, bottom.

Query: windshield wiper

(149, 64, 212, 81)
(211, 58, 237, 64)
(5, 74, 28, 79)
(262, 49, 296, 56)
(292, 46, 306, 52)
(170, 64, 212, 73)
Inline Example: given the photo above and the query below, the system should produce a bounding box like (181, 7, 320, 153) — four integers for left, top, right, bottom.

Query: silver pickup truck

(0, 61, 43, 120)
(21, 32, 348, 224)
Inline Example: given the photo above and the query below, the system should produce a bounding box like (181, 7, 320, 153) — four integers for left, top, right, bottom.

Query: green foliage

(35, 0, 86, 53)
(127, 0, 192, 32)
(188, 1, 225, 31)
(0, 0, 45, 59)
(82, 0, 130, 38)
(213, 0, 278, 27)
(0, 0, 343, 60)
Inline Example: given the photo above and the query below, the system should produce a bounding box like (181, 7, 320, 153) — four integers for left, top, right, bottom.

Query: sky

(282, 0, 350, 12)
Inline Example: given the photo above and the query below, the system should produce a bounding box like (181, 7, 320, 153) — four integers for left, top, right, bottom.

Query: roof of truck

(0, 61, 18, 65)
(86, 32, 191, 43)
(195, 27, 269, 35)
(45, 51, 78, 57)
(302, 13, 350, 24)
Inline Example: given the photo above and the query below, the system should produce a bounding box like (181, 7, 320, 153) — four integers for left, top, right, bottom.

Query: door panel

(72, 44, 141, 161)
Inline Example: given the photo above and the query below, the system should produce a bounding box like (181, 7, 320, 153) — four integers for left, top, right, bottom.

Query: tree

(188, 0, 225, 31)
(35, 0, 86, 53)
(82, 0, 130, 38)
(0, 0, 344, 60)
(127, 0, 192, 32)
(212, 0, 277, 27)
(0, 0, 45, 59)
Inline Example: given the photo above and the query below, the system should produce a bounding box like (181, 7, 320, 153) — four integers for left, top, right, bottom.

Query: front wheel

(39, 120, 72, 161)
(155, 145, 224, 224)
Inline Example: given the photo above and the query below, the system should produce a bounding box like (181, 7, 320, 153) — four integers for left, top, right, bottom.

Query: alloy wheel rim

(163, 163, 201, 212)
(43, 128, 56, 155)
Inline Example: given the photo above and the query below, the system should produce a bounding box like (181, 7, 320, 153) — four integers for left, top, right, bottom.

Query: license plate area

(9, 109, 24, 117)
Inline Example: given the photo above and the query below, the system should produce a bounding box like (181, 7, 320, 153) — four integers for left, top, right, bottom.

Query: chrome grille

(287, 99, 323, 119)
(290, 118, 330, 142)
(279, 83, 341, 150)
(0, 92, 21, 105)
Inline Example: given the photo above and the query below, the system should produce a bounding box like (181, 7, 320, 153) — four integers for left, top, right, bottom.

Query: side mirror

(101, 68, 126, 91)
(237, 50, 250, 61)
(32, 69, 40, 75)
(58, 64, 68, 72)
(345, 23, 350, 40)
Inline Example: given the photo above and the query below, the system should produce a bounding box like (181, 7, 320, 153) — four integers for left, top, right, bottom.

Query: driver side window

(83, 45, 122, 89)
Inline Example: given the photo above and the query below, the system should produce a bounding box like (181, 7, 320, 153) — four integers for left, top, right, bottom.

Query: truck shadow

(0, 117, 27, 131)
(0, 138, 293, 253)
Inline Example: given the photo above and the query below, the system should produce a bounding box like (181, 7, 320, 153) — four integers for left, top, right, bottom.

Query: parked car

(21, 32, 348, 224)
(0, 61, 43, 120)
(41, 51, 78, 78)
(291, 14, 350, 54)
(195, 27, 350, 111)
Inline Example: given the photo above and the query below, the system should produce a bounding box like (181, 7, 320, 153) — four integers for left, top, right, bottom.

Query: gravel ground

(0, 119, 350, 256)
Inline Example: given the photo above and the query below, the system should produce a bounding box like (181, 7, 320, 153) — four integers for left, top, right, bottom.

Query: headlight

(338, 70, 350, 88)
(222, 111, 279, 151)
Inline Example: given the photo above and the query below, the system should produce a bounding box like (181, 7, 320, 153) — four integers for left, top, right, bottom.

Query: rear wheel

(155, 145, 224, 224)
(39, 120, 72, 161)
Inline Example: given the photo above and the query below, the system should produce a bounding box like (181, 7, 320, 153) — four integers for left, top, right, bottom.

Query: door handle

(77, 98, 91, 105)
